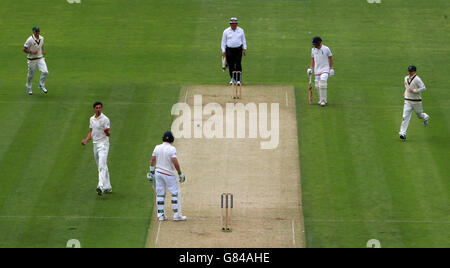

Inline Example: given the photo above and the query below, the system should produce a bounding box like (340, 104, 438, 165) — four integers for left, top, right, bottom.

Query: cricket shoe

(320, 101, 326, 107)
(26, 89, 32, 95)
(103, 189, 112, 194)
(399, 134, 406, 141)
(96, 187, 103, 196)
(158, 215, 168, 221)
(237, 81, 241, 86)
(173, 214, 187, 221)
(424, 118, 429, 127)
(40, 86, 47, 94)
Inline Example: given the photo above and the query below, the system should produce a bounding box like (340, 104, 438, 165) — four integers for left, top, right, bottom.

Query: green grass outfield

(0, 0, 448, 248)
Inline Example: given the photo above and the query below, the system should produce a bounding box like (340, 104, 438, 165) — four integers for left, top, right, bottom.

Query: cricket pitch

(146, 85, 305, 248)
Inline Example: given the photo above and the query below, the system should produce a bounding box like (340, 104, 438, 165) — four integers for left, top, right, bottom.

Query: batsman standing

(399, 65, 429, 140)
(307, 36, 334, 106)
(23, 26, 49, 95)
(148, 131, 187, 221)
(81, 102, 112, 195)
(221, 17, 247, 85)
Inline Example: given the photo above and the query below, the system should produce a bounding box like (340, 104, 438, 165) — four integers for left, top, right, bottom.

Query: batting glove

(147, 166, 155, 182)
(178, 172, 186, 183)
(307, 68, 312, 76)
(147, 172, 155, 182)
(329, 68, 335, 76)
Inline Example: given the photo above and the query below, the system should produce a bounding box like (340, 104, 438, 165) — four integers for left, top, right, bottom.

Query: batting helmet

(312, 36, 322, 45)
(408, 65, 417, 72)
(162, 131, 175, 143)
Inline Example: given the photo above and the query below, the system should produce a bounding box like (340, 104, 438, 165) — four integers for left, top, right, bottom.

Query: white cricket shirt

(152, 142, 177, 176)
(221, 26, 247, 52)
(404, 74, 426, 101)
(24, 35, 45, 60)
(311, 45, 332, 75)
(89, 113, 110, 144)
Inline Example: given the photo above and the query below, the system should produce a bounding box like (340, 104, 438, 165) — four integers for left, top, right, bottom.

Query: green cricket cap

(32, 26, 40, 32)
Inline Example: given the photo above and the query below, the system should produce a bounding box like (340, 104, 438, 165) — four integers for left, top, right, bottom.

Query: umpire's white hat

(229, 17, 238, 24)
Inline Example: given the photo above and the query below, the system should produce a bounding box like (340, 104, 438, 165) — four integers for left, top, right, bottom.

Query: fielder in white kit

(23, 26, 49, 95)
(307, 36, 334, 106)
(81, 102, 112, 195)
(399, 65, 429, 140)
(148, 131, 187, 221)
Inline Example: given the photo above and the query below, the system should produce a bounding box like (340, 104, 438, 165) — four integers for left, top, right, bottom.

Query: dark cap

(32, 26, 40, 32)
(162, 131, 175, 143)
(312, 36, 322, 45)
(408, 65, 417, 72)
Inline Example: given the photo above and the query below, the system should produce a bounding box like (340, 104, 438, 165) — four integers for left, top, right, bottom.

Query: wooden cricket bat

(308, 73, 313, 104)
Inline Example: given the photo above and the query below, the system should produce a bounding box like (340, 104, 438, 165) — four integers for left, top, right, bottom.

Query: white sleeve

(170, 147, 177, 158)
(24, 38, 31, 48)
(242, 29, 247, 50)
(311, 48, 314, 58)
(152, 146, 159, 157)
(414, 77, 426, 93)
(221, 29, 227, 53)
(327, 47, 332, 57)
(89, 118, 93, 129)
(105, 118, 110, 129)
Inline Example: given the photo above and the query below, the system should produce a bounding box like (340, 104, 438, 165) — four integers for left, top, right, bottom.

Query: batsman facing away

(148, 131, 187, 221)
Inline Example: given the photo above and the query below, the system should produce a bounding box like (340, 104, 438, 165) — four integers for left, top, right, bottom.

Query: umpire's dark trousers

(226, 46, 243, 81)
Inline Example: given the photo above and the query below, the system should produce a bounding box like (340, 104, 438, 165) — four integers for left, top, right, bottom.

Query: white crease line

(155, 221, 162, 246)
(306, 219, 450, 224)
(291, 219, 296, 245)
(0, 215, 148, 220)
(285, 91, 289, 107)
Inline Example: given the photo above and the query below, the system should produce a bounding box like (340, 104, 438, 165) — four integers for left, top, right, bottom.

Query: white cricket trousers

(93, 142, 111, 191)
(155, 171, 181, 218)
(315, 73, 329, 103)
(399, 101, 429, 136)
(26, 58, 49, 90)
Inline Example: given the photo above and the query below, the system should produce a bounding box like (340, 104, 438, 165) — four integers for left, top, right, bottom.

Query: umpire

(221, 17, 247, 85)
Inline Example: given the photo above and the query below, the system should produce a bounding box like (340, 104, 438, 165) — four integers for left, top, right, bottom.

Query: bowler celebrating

(23, 27, 49, 95)
(81, 102, 112, 195)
